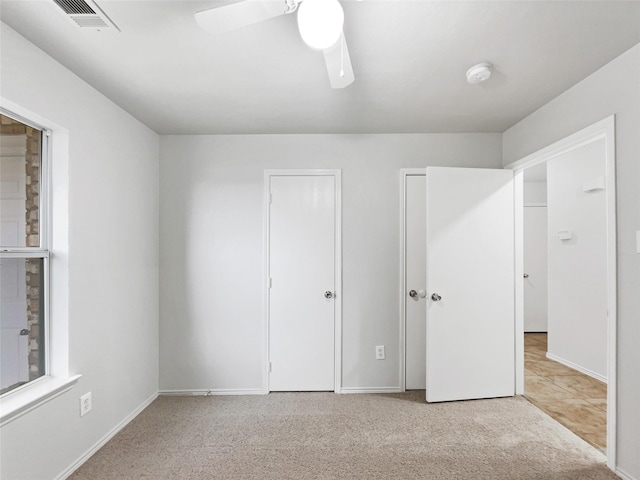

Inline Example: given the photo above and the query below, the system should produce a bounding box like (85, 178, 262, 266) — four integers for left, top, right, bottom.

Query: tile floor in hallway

(524, 333, 607, 452)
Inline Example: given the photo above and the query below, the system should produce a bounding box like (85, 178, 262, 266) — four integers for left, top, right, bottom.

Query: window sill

(0, 374, 81, 427)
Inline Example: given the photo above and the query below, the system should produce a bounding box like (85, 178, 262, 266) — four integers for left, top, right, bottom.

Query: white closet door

(425, 167, 515, 403)
(524, 206, 548, 332)
(268, 175, 336, 391)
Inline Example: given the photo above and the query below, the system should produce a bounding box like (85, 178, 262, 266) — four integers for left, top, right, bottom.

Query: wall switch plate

(375, 345, 385, 360)
(556, 230, 573, 240)
(80, 392, 92, 416)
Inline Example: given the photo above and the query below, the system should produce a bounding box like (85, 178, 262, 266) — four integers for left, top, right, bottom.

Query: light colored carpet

(70, 391, 616, 479)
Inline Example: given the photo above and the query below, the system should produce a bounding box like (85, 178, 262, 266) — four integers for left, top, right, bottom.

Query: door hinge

(269, 193, 273, 204)
(269, 277, 272, 289)
(269, 362, 272, 373)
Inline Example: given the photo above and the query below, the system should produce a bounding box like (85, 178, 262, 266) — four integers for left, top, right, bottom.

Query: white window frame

(0, 105, 79, 426)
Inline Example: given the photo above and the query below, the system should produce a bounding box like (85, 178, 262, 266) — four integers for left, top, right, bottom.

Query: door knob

(324, 291, 333, 299)
(431, 293, 442, 302)
(523, 273, 529, 278)
(409, 290, 418, 298)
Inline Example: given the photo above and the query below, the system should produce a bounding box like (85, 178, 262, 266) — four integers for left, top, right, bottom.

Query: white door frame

(505, 116, 617, 469)
(263, 169, 343, 393)
(399, 168, 426, 392)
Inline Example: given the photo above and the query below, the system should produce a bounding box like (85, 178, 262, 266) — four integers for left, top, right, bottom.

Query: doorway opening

(507, 116, 616, 467)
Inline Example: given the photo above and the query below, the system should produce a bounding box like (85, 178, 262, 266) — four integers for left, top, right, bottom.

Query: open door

(425, 167, 515, 403)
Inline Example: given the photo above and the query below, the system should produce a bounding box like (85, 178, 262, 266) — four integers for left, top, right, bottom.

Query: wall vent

(53, 0, 120, 31)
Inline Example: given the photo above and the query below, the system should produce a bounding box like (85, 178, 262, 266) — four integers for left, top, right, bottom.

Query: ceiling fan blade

(323, 33, 355, 89)
(195, 1, 288, 34)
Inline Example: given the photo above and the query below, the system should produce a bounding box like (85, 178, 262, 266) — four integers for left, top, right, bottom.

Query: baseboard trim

(616, 467, 638, 480)
(340, 387, 402, 394)
(545, 352, 607, 384)
(55, 391, 158, 480)
(159, 388, 267, 396)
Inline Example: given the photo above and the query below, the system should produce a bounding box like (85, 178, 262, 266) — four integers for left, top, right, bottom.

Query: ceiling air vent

(53, 0, 120, 31)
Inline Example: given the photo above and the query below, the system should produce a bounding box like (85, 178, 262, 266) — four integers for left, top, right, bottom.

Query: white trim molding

(340, 387, 402, 394)
(0, 374, 81, 427)
(505, 115, 617, 472)
(615, 467, 639, 480)
(263, 169, 343, 394)
(159, 389, 266, 396)
(546, 353, 607, 384)
(514, 171, 525, 395)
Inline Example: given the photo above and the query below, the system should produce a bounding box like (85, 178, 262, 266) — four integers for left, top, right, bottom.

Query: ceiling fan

(195, 0, 355, 88)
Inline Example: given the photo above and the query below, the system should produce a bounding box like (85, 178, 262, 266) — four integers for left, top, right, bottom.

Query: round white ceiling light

(297, 0, 344, 50)
(466, 62, 493, 84)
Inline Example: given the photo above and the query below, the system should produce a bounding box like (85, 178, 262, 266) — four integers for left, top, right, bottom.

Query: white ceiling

(1, 1, 639, 135)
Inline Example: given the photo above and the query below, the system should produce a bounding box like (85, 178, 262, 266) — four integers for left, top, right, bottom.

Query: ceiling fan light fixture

(297, 0, 344, 50)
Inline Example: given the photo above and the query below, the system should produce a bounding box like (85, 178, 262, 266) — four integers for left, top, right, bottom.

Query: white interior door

(524, 206, 548, 332)
(425, 167, 515, 403)
(268, 174, 336, 391)
(405, 174, 426, 390)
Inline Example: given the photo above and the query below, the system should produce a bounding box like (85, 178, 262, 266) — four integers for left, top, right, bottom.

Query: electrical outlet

(80, 392, 92, 416)
(375, 345, 385, 360)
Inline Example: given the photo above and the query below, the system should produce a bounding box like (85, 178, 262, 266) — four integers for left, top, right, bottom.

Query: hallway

(524, 333, 607, 452)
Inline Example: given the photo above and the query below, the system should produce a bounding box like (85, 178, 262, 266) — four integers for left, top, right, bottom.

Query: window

(0, 112, 48, 396)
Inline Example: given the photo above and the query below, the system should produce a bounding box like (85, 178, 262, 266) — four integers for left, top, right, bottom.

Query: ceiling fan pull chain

(340, 33, 345, 78)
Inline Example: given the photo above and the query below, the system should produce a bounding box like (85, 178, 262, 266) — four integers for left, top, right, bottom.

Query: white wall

(0, 24, 159, 480)
(523, 181, 547, 205)
(546, 140, 607, 379)
(503, 43, 640, 479)
(159, 134, 502, 392)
